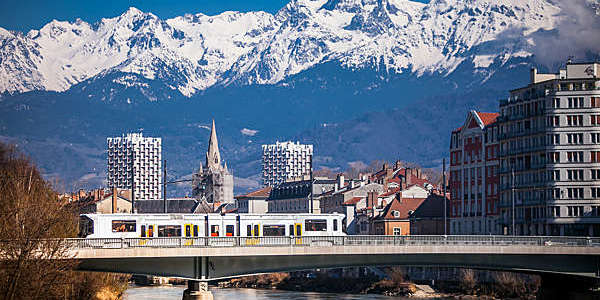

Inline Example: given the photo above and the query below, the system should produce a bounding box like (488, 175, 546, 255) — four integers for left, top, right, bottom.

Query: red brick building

(449, 110, 500, 234)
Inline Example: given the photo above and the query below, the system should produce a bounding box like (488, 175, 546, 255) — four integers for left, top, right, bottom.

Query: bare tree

(0, 143, 78, 299)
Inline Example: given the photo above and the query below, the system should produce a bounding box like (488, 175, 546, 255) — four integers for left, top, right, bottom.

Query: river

(123, 285, 416, 300)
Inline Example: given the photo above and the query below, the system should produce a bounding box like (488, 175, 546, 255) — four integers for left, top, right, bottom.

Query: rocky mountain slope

(1, 0, 559, 96)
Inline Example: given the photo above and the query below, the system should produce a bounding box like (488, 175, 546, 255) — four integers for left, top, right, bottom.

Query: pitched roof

(476, 112, 499, 126)
(378, 197, 426, 220)
(410, 194, 449, 219)
(343, 196, 364, 205)
(235, 186, 272, 198)
(379, 188, 400, 198)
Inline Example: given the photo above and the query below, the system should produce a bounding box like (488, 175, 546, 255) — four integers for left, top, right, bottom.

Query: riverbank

(217, 268, 539, 299)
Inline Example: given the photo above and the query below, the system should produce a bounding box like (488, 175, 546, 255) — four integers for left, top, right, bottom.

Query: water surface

(124, 285, 414, 300)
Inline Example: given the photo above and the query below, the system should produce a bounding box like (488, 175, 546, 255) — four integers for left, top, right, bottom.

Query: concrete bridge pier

(183, 280, 213, 300)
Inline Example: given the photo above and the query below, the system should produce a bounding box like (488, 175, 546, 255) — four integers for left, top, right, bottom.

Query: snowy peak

(0, 0, 566, 96)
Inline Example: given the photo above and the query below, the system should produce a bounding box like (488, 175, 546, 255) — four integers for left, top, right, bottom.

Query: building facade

(266, 177, 337, 213)
(235, 186, 271, 214)
(449, 111, 501, 234)
(107, 133, 161, 200)
(192, 120, 234, 204)
(262, 141, 313, 186)
(498, 62, 600, 236)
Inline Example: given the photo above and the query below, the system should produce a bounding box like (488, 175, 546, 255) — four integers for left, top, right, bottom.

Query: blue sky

(0, 0, 429, 32)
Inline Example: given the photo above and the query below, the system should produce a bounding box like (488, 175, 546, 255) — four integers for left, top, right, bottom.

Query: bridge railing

(65, 235, 600, 249)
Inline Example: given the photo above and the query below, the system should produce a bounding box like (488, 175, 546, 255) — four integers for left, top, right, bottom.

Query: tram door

(140, 224, 154, 246)
(245, 224, 260, 245)
(184, 224, 198, 246)
(294, 223, 303, 245)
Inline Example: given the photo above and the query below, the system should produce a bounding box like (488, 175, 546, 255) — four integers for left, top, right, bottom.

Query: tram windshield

(78, 216, 94, 237)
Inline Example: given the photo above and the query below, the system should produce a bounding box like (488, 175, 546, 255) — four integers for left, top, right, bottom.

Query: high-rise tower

(107, 133, 162, 200)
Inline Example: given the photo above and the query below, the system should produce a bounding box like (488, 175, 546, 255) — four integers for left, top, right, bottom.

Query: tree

(0, 143, 78, 299)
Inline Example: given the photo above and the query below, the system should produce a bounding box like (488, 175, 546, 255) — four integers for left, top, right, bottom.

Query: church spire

(206, 119, 221, 171)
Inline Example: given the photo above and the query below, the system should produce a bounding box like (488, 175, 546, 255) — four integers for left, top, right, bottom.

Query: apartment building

(449, 110, 501, 234)
(107, 133, 161, 200)
(262, 141, 313, 186)
(498, 62, 600, 236)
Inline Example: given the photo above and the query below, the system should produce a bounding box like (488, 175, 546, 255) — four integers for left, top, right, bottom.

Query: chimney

(337, 173, 345, 189)
(112, 187, 117, 214)
(367, 192, 376, 209)
(530, 67, 537, 84)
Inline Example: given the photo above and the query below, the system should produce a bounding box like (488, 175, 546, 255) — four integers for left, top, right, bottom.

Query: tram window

(185, 225, 191, 237)
(226, 225, 234, 236)
(296, 225, 301, 236)
(141, 225, 146, 237)
(305, 219, 327, 231)
(263, 225, 286, 236)
(193, 225, 199, 237)
(289, 225, 294, 236)
(253, 225, 259, 237)
(333, 219, 338, 231)
(247, 225, 252, 236)
(148, 225, 154, 237)
(112, 220, 136, 232)
(158, 225, 181, 237)
(211, 225, 220, 237)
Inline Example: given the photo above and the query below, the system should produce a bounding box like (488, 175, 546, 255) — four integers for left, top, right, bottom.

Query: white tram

(79, 213, 345, 239)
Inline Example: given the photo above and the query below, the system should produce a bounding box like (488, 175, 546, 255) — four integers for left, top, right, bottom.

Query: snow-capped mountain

(0, 0, 560, 96)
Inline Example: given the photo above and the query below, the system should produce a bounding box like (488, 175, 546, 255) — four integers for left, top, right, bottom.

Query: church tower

(206, 120, 222, 171)
(192, 120, 234, 205)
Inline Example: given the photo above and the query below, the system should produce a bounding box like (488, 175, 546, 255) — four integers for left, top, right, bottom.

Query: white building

(107, 133, 161, 200)
(262, 141, 313, 186)
(498, 62, 600, 236)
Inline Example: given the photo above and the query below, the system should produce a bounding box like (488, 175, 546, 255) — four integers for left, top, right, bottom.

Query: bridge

(68, 235, 600, 300)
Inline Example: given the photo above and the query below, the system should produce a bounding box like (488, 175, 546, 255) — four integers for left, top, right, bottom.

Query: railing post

(179, 237, 182, 248)
(120, 238, 124, 249)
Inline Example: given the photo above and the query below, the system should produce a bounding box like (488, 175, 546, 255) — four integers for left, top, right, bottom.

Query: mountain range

(0, 0, 596, 194)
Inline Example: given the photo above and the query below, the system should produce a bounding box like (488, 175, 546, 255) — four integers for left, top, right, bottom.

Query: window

(548, 152, 560, 163)
(263, 225, 286, 236)
(289, 225, 294, 236)
(567, 206, 584, 217)
(247, 225, 252, 236)
(592, 97, 600, 108)
(592, 151, 600, 163)
(566, 115, 583, 126)
(567, 170, 584, 181)
(141, 225, 146, 237)
(567, 152, 584, 162)
(592, 170, 600, 180)
(393, 227, 401, 235)
(553, 98, 561, 108)
(254, 224, 260, 237)
(568, 97, 584, 108)
(592, 188, 600, 198)
(333, 219, 338, 231)
(111, 220, 136, 232)
(210, 225, 220, 237)
(592, 115, 600, 126)
(567, 133, 584, 144)
(305, 219, 327, 231)
(567, 188, 584, 199)
(226, 225, 234, 237)
(148, 225, 154, 237)
(193, 225, 198, 237)
(158, 225, 181, 237)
